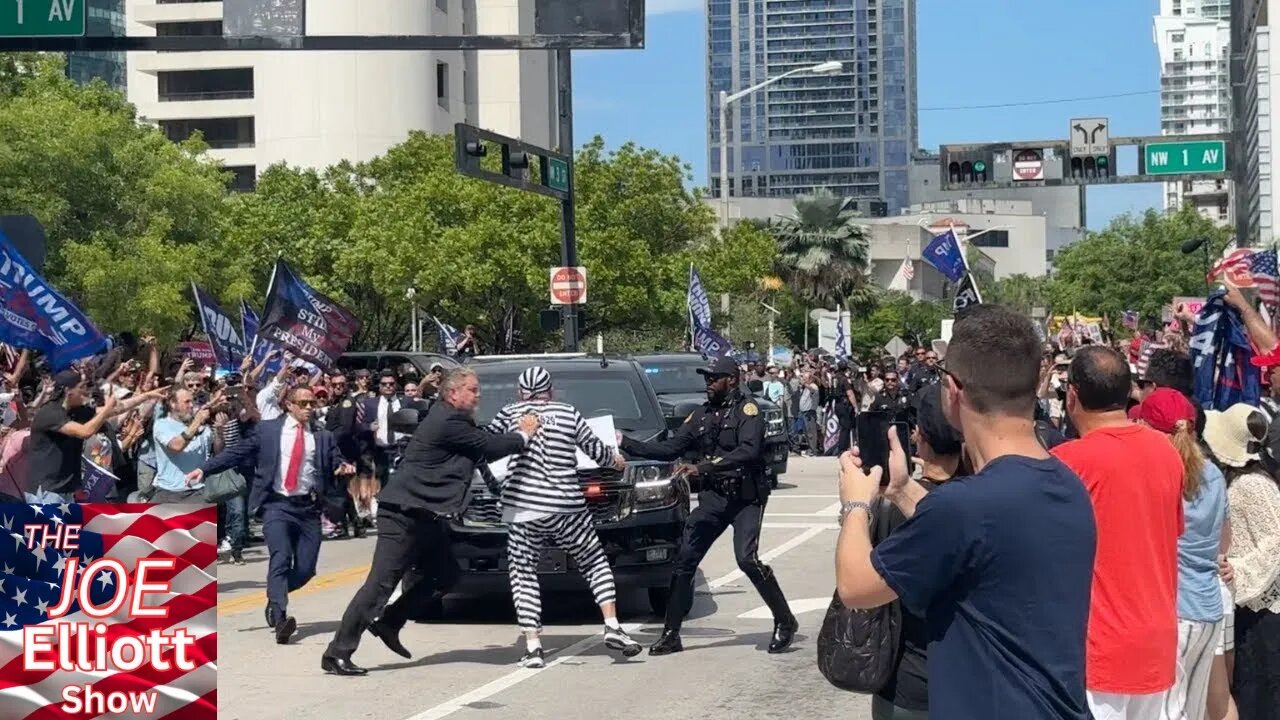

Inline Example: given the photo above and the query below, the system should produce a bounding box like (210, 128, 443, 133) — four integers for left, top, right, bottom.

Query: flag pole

(688, 263, 696, 350)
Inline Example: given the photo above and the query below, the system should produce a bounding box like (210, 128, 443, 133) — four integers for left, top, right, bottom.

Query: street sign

(884, 335, 909, 359)
(1012, 149, 1044, 181)
(0, 0, 86, 37)
(550, 266, 587, 305)
(1144, 140, 1227, 175)
(546, 157, 569, 193)
(1069, 117, 1109, 157)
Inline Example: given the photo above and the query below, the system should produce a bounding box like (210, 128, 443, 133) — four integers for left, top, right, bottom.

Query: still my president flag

(0, 504, 217, 719)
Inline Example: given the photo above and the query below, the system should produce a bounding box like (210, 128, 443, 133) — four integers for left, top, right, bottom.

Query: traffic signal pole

(556, 49, 579, 352)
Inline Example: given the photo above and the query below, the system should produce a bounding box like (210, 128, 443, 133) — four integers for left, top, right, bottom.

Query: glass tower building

(66, 0, 126, 91)
(707, 0, 917, 214)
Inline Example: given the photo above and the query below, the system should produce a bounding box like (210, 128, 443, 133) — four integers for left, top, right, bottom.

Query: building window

(156, 21, 222, 36)
(159, 117, 255, 149)
(436, 0, 447, 10)
(158, 68, 253, 102)
(969, 230, 1009, 248)
(226, 165, 256, 193)
(436, 61, 450, 110)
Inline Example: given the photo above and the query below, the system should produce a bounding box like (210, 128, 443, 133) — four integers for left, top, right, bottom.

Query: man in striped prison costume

(486, 366, 643, 668)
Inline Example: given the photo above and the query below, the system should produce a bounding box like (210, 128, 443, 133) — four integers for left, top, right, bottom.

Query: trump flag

(259, 260, 360, 371)
(0, 503, 217, 718)
(0, 231, 107, 370)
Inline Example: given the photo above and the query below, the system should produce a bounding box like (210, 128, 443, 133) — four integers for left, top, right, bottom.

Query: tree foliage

(1048, 207, 1230, 320)
(769, 190, 872, 309)
(846, 292, 950, 358)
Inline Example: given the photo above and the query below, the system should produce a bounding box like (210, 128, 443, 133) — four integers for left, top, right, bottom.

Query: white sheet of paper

(485, 413, 618, 483)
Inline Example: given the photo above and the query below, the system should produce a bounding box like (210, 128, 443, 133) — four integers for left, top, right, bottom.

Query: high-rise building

(1154, 0, 1233, 226)
(126, 0, 554, 193)
(66, 0, 126, 90)
(707, 0, 918, 214)
(1231, 0, 1275, 245)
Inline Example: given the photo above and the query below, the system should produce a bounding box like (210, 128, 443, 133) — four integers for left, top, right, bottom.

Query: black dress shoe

(368, 620, 411, 659)
(321, 654, 368, 676)
(648, 629, 683, 656)
(264, 606, 276, 630)
(768, 616, 799, 654)
(275, 616, 297, 645)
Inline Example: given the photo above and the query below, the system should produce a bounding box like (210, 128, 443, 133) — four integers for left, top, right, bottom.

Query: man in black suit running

(322, 367, 539, 675)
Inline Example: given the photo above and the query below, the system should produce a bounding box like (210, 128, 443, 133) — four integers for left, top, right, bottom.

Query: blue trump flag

(240, 300, 285, 376)
(191, 283, 246, 372)
(687, 266, 713, 330)
(834, 311, 849, 359)
(0, 230, 107, 370)
(259, 259, 361, 370)
(434, 317, 463, 355)
(922, 229, 968, 283)
(693, 322, 733, 358)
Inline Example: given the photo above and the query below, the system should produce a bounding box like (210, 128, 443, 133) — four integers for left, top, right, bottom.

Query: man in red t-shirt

(1052, 346, 1184, 720)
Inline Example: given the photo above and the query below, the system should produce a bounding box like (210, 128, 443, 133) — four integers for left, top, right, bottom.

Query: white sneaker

(518, 648, 545, 669)
(217, 539, 232, 556)
(604, 627, 642, 658)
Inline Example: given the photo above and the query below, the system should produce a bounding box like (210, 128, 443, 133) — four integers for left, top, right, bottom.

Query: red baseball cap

(1137, 387, 1197, 434)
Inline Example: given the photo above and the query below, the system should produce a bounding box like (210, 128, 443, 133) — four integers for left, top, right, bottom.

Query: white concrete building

(1231, 0, 1275, 246)
(126, 0, 555, 191)
(1154, 0, 1234, 225)
(877, 199, 1049, 280)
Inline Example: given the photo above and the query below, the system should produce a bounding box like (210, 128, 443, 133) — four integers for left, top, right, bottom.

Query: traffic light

(454, 122, 570, 200)
(504, 148, 530, 179)
(943, 150, 995, 187)
(1068, 151, 1114, 181)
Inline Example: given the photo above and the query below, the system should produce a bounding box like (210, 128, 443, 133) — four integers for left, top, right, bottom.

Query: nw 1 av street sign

(1144, 140, 1227, 176)
(0, 0, 85, 37)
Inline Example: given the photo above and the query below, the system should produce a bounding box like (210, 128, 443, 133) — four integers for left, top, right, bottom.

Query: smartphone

(854, 411, 913, 484)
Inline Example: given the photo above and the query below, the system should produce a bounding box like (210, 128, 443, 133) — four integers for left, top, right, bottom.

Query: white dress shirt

(257, 378, 285, 422)
(376, 395, 403, 447)
(277, 415, 317, 496)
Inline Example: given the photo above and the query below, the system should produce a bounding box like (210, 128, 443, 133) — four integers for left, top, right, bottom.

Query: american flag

(0, 504, 217, 719)
(900, 258, 915, 282)
(1121, 311, 1138, 331)
(1209, 248, 1279, 308)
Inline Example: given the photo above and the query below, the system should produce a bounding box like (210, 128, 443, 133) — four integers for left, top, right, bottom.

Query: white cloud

(647, 0, 703, 15)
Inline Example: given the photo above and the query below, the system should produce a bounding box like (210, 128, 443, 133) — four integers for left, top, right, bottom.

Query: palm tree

(769, 189, 873, 311)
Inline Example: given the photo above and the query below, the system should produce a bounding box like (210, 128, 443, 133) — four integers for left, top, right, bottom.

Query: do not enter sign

(550, 266, 587, 305)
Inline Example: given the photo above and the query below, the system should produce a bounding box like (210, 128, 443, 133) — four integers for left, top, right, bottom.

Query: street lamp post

(719, 60, 843, 227)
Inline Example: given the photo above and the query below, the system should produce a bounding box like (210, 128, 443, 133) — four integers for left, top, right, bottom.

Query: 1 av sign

(1144, 140, 1227, 176)
(0, 0, 85, 37)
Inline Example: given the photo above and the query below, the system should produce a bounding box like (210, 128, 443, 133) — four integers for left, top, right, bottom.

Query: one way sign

(1069, 117, 1110, 157)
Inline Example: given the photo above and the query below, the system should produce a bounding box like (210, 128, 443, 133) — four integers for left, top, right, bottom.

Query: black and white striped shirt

(485, 400, 614, 514)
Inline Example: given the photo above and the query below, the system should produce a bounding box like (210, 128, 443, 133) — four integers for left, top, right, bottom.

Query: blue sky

(573, 0, 1162, 230)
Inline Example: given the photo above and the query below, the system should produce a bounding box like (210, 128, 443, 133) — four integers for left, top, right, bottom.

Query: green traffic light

(973, 161, 987, 173)
(1096, 156, 1108, 166)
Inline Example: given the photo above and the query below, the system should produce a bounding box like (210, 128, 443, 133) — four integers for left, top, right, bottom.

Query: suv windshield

(472, 367, 662, 432)
(638, 361, 707, 395)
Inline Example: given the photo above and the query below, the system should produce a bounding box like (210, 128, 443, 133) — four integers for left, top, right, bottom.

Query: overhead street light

(718, 60, 844, 227)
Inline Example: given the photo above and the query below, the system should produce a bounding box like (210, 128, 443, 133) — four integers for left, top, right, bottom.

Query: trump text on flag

(0, 503, 217, 718)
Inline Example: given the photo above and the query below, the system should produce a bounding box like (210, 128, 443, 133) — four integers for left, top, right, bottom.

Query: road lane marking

(738, 596, 832, 619)
(764, 522, 836, 529)
(402, 526, 829, 720)
(812, 501, 842, 516)
(217, 563, 371, 615)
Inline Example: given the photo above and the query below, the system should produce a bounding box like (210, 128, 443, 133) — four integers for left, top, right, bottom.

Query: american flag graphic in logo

(0, 503, 216, 719)
(1209, 248, 1279, 308)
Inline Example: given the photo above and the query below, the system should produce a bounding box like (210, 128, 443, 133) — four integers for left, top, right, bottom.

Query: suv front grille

(461, 468, 632, 527)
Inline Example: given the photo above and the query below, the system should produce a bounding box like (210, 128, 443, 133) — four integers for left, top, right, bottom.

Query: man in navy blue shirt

(834, 305, 1097, 720)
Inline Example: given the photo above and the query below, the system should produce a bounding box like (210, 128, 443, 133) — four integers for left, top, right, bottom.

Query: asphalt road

(215, 456, 872, 720)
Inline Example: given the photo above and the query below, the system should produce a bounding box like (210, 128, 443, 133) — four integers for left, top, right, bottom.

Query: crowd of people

(828, 292, 1280, 720)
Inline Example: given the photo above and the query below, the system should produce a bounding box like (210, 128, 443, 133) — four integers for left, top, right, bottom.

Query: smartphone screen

(854, 411, 913, 484)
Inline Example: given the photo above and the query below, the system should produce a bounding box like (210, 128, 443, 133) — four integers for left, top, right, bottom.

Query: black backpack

(816, 496, 902, 692)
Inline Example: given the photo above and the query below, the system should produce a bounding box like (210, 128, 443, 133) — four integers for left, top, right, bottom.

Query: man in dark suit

(321, 367, 538, 676)
(186, 385, 352, 645)
(324, 371, 366, 538)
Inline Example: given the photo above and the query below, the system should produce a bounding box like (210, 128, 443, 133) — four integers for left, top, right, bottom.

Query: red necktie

(283, 422, 305, 493)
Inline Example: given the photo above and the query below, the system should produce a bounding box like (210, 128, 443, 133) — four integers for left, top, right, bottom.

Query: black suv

(337, 351, 459, 378)
(632, 352, 789, 487)
(443, 354, 690, 616)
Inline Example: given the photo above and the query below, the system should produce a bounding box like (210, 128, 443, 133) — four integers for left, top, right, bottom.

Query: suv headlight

(764, 409, 785, 438)
(623, 462, 679, 505)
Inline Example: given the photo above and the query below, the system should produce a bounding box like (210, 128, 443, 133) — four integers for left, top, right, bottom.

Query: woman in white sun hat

(1202, 403, 1280, 720)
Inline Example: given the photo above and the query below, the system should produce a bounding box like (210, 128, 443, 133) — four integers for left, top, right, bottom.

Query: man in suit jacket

(324, 371, 367, 538)
(187, 385, 353, 645)
(322, 367, 539, 676)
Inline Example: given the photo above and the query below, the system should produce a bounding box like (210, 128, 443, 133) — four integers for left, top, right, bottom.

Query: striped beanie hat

(518, 366, 552, 397)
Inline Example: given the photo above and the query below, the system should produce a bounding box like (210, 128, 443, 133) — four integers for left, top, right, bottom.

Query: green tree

(0, 53, 245, 342)
(987, 274, 1054, 316)
(846, 292, 950, 359)
(1050, 206, 1230, 320)
(769, 189, 872, 309)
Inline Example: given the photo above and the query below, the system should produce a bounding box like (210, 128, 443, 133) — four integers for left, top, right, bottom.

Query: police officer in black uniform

(619, 355, 798, 656)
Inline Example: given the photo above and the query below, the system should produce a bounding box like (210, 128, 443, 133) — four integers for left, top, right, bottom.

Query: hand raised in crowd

(517, 412, 541, 435)
(240, 354, 255, 372)
(139, 334, 156, 346)
(193, 406, 212, 427)
(213, 411, 229, 428)
(838, 425, 910, 506)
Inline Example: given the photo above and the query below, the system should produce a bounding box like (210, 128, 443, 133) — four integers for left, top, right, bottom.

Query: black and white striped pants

(507, 510, 616, 632)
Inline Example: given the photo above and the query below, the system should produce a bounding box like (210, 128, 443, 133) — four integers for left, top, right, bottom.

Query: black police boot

(648, 628, 684, 656)
(753, 567, 798, 654)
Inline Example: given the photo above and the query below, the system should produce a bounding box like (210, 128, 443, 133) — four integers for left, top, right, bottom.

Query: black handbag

(816, 496, 902, 693)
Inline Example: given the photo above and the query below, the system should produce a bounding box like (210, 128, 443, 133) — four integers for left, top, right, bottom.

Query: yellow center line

(216, 564, 372, 615)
